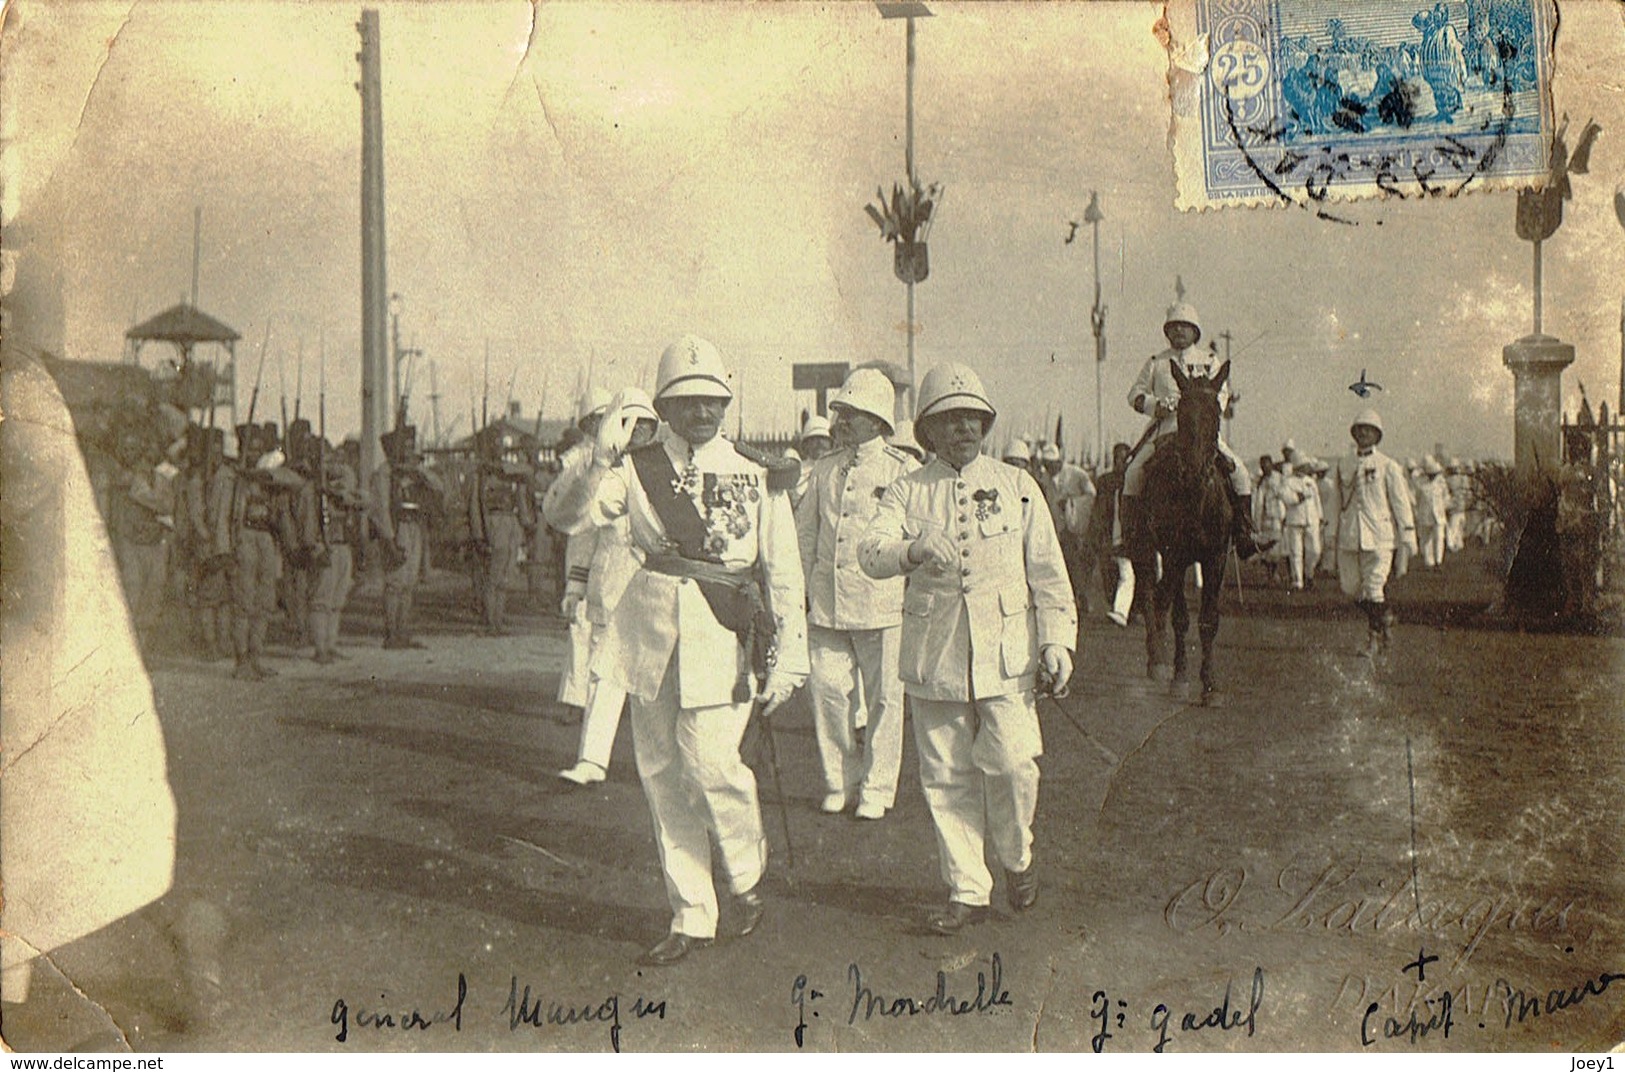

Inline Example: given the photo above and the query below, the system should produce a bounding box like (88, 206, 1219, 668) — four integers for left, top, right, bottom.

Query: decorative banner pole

(1084, 191, 1106, 464)
(873, 2, 935, 418)
(1506, 116, 1599, 471)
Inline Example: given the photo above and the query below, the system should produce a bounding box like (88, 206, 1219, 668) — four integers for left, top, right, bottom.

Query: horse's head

(1170, 359, 1229, 463)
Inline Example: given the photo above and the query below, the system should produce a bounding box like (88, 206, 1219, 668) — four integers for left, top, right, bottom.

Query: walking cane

(751, 703, 798, 877)
(1230, 546, 1245, 606)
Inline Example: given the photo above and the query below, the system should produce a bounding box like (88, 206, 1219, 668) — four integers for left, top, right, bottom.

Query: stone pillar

(1502, 333, 1575, 472)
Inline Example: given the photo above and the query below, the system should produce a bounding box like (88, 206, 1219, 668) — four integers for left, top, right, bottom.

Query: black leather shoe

(721, 888, 765, 938)
(1007, 866, 1038, 911)
(926, 901, 990, 936)
(637, 932, 712, 967)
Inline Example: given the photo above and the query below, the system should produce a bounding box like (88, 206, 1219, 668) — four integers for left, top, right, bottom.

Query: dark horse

(1131, 360, 1233, 701)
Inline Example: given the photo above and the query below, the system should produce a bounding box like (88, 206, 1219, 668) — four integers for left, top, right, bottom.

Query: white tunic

(794, 437, 918, 631)
(859, 455, 1077, 702)
(547, 435, 809, 710)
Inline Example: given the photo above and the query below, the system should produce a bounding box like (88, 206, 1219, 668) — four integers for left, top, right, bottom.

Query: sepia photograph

(2, 0, 1623, 1054)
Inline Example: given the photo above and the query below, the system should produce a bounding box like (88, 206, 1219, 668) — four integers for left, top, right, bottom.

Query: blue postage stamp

(1168, 0, 1555, 210)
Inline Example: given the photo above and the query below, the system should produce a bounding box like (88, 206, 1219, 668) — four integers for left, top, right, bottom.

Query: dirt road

(7, 548, 1623, 1053)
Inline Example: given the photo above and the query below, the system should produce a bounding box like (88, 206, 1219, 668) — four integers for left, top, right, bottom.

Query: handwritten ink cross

(1403, 948, 1439, 982)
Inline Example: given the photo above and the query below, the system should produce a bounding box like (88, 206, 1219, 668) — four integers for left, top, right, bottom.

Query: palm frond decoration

(863, 177, 944, 245)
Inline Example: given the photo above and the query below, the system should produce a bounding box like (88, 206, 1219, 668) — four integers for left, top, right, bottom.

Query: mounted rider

(1122, 299, 1267, 560)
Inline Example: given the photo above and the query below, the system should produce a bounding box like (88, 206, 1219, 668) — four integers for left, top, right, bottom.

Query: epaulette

(733, 441, 801, 493)
(882, 445, 912, 463)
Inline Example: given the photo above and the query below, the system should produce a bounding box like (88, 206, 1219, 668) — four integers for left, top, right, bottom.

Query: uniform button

(958, 514, 968, 522)
(961, 548, 970, 557)
(961, 567, 972, 576)
(959, 498, 968, 506)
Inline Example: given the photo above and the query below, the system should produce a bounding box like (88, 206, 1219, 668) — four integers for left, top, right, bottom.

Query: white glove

(907, 530, 958, 571)
(759, 671, 798, 718)
(1041, 644, 1073, 698)
(593, 398, 633, 467)
(560, 592, 583, 618)
(1154, 399, 1177, 419)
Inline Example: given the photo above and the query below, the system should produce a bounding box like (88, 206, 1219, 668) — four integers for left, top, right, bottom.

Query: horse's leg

(1199, 553, 1223, 697)
(1138, 552, 1166, 678)
(1170, 563, 1190, 683)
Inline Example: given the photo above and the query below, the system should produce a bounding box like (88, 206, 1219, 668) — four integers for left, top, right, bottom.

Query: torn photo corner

(1167, 0, 1560, 211)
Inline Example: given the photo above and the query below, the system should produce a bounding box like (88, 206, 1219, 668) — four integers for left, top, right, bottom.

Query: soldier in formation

(859, 362, 1076, 934)
(369, 422, 444, 650)
(794, 368, 917, 821)
(468, 426, 539, 636)
(546, 335, 807, 966)
(296, 437, 365, 663)
(209, 423, 300, 680)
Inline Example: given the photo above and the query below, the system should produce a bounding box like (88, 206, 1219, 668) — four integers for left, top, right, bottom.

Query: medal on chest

(699, 472, 760, 554)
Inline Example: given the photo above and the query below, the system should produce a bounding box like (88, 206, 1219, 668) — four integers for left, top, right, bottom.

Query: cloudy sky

(4, 1, 1624, 463)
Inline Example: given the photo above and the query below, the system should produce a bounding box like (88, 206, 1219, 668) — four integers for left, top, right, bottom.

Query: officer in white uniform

(859, 362, 1076, 935)
(1328, 409, 1416, 657)
(547, 336, 807, 966)
(549, 389, 658, 786)
(545, 388, 612, 710)
(1123, 303, 1265, 558)
(794, 368, 917, 820)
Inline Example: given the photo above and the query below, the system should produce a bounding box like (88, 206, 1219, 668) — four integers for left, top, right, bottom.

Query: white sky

(4, 0, 1624, 463)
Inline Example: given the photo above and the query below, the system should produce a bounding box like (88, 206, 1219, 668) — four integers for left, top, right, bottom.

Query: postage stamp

(1169, 0, 1556, 211)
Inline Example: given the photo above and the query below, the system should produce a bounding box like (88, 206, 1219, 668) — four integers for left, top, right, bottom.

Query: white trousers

(631, 659, 766, 939)
(1338, 547, 1393, 603)
(558, 606, 594, 707)
(911, 693, 1042, 907)
(1111, 557, 1135, 621)
(1284, 524, 1309, 588)
(1418, 522, 1446, 568)
(808, 624, 905, 809)
(577, 630, 629, 770)
(1445, 511, 1466, 553)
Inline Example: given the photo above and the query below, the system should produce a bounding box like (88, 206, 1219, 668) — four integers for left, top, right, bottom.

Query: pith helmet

(916, 362, 997, 423)
(801, 415, 833, 442)
(1424, 455, 1443, 475)
(655, 335, 734, 402)
(577, 386, 612, 424)
(1002, 438, 1032, 462)
(1351, 408, 1384, 440)
(829, 368, 896, 432)
(1164, 302, 1203, 340)
(1039, 442, 1062, 463)
(615, 386, 659, 425)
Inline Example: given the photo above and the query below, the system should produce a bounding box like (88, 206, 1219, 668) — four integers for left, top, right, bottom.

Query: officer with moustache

(546, 336, 808, 967)
(859, 362, 1076, 934)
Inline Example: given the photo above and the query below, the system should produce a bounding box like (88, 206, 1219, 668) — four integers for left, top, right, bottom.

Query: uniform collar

(851, 435, 886, 462)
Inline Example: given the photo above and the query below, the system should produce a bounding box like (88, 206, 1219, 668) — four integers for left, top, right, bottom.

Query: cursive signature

(847, 953, 1012, 1025)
